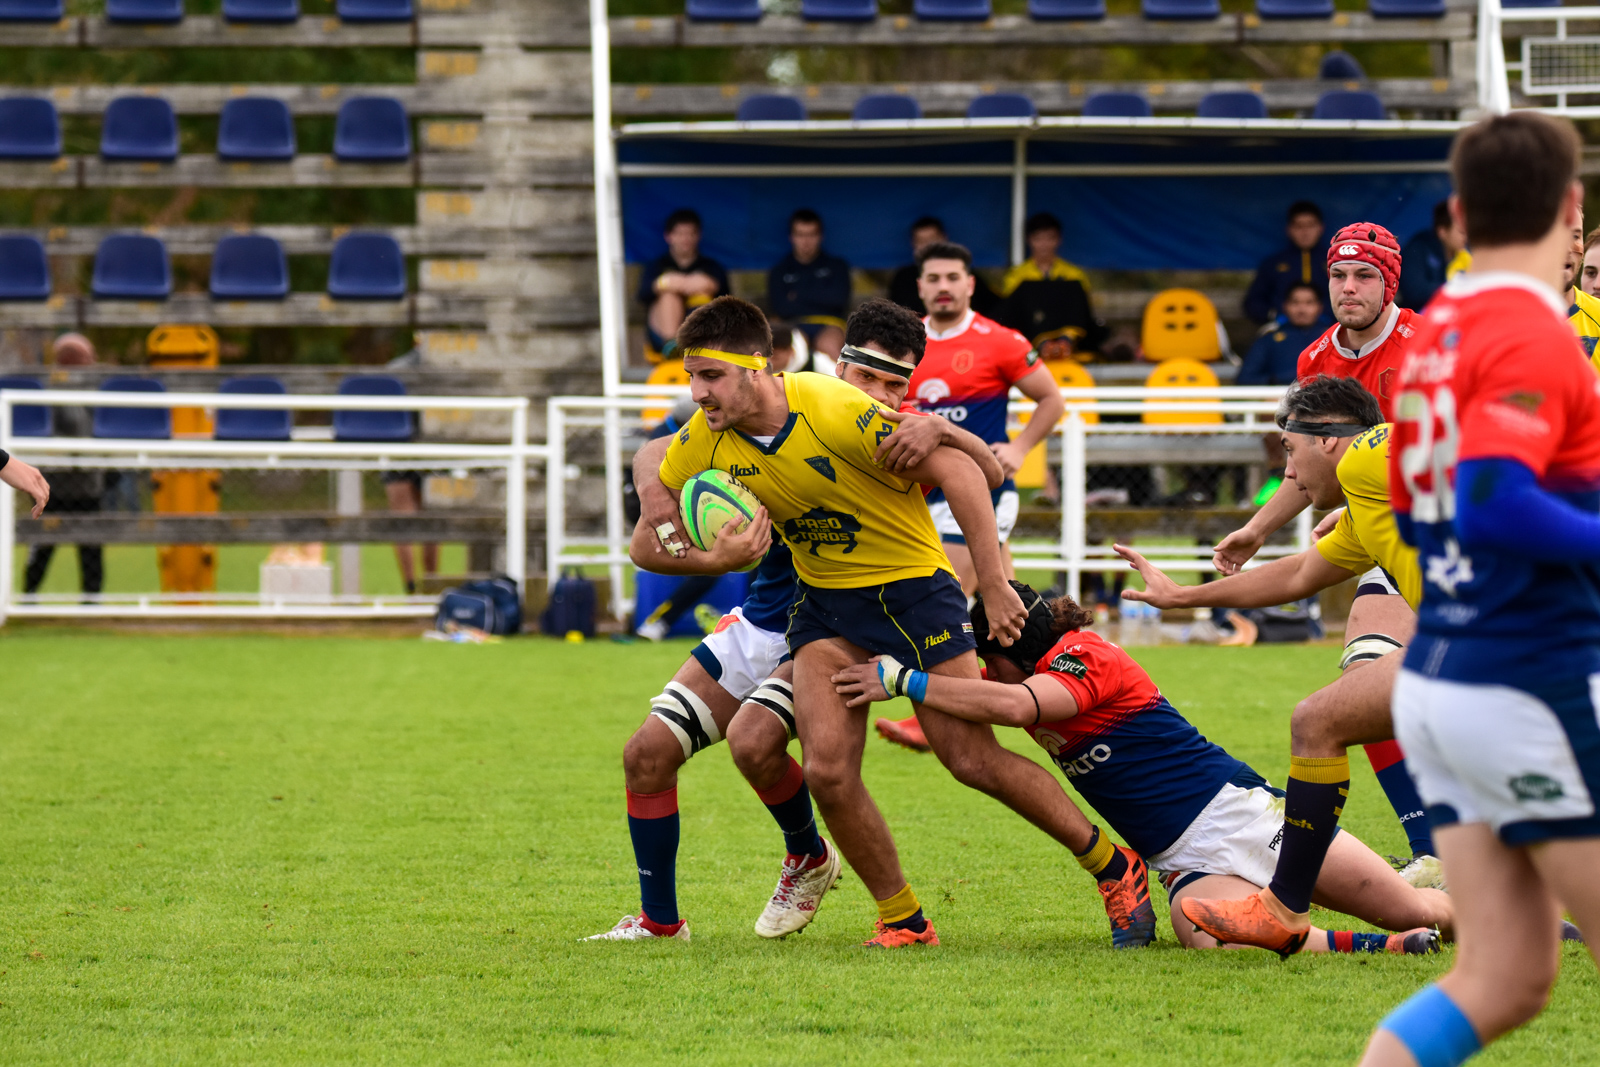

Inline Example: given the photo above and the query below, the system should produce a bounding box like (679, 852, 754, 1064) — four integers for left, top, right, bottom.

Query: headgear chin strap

(682, 346, 768, 371)
(1281, 419, 1372, 438)
(838, 344, 916, 380)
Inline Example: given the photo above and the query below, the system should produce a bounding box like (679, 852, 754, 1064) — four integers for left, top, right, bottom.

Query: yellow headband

(682, 347, 767, 371)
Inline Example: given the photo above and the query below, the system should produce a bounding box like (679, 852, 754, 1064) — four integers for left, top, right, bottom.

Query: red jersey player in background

(1359, 112, 1600, 1067)
(874, 240, 1064, 752)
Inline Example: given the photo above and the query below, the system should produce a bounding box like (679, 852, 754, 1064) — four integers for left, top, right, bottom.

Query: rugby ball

(680, 470, 762, 569)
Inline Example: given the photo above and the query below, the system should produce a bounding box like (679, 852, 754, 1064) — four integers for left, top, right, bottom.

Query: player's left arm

(873, 409, 1004, 488)
(832, 656, 1076, 725)
(1456, 458, 1600, 562)
(993, 364, 1066, 479)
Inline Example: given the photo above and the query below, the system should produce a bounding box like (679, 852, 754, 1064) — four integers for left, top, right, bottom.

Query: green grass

(0, 634, 1595, 1065)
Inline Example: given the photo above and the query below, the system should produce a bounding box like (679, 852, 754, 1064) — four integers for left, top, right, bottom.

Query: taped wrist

(874, 656, 929, 703)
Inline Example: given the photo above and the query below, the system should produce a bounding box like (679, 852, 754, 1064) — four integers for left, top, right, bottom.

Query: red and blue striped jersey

(906, 311, 1037, 448)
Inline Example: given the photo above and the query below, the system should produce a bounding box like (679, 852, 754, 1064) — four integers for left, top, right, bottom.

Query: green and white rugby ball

(680, 470, 762, 569)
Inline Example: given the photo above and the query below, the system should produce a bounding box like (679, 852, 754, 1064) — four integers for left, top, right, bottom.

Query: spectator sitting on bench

(996, 211, 1106, 361)
(1398, 199, 1466, 311)
(767, 208, 851, 360)
(888, 215, 1000, 319)
(24, 333, 104, 599)
(1243, 199, 1329, 327)
(637, 208, 729, 358)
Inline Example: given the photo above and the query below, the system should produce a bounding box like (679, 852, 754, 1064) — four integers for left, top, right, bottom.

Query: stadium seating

(1028, 0, 1107, 17)
(1319, 51, 1367, 80)
(100, 97, 180, 163)
(1142, 359, 1222, 425)
(332, 375, 414, 442)
(1197, 91, 1268, 119)
(1142, 0, 1221, 19)
(0, 376, 52, 438)
(914, 0, 992, 19)
(214, 377, 293, 442)
(802, 0, 878, 20)
(223, 0, 300, 22)
(686, 0, 763, 19)
(327, 232, 406, 300)
(335, 0, 413, 21)
(105, 0, 185, 23)
(0, 0, 62, 19)
(853, 94, 922, 120)
(1044, 359, 1099, 425)
(1083, 92, 1152, 118)
(217, 98, 297, 161)
(94, 378, 171, 440)
(1142, 288, 1222, 362)
(0, 236, 51, 301)
(1369, 0, 1445, 16)
(1257, 0, 1334, 17)
(966, 93, 1037, 119)
(333, 97, 411, 162)
(210, 234, 290, 300)
(0, 98, 61, 160)
(1313, 89, 1387, 120)
(92, 235, 172, 300)
(736, 95, 807, 121)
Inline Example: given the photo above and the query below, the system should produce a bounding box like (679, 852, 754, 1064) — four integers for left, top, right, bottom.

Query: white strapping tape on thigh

(649, 681, 722, 759)
(1340, 632, 1406, 671)
(745, 677, 796, 741)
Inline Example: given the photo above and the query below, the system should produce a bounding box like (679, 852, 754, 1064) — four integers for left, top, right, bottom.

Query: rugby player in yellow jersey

(1114, 375, 1439, 955)
(1562, 210, 1600, 362)
(651, 296, 1156, 948)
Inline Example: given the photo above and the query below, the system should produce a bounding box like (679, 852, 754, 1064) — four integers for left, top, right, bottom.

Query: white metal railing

(0, 389, 546, 621)
(1490, 0, 1600, 114)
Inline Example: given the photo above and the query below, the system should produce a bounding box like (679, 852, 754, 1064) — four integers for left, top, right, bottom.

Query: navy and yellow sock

(1268, 755, 1349, 915)
(1074, 825, 1130, 884)
(1365, 740, 1435, 856)
(877, 883, 927, 933)
(626, 787, 680, 926)
(754, 756, 824, 860)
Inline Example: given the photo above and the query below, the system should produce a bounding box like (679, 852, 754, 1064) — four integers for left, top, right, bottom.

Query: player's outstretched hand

(1312, 508, 1343, 544)
(983, 579, 1026, 646)
(1211, 526, 1265, 576)
(873, 408, 938, 474)
(833, 659, 891, 708)
(708, 506, 772, 570)
(0, 457, 49, 519)
(1113, 544, 1186, 608)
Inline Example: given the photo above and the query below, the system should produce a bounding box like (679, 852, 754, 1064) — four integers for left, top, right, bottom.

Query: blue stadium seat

(218, 98, 296, 161)
(1369, 0, 1444, 15)
(1197, 91, 1268, 118)
(92, 234, 171, 300)
(1083, 91, 1152, 117)
(736, 95, 807, 121)
(0, 376, 51, 438)
(686, 0, 762, 18)
(1313, 89, 1386, 119)
(1142, 0, 1219, 17)
(334, 97, 411, 162)
(328, 232, 405, 300)
(94, 378, 170, 440)
(0, 0, 63, 20)
(0, 98, 61, 160)
(915, 0, 991, 19)
(853, 94, 922, 120)
(333, 375, 413, 443)
(336, 0, 412, 21)
(105, 0, 184, 22)
(1319, 50, 1366, 80)
(215, 377, 292, 442)
(210, 234, 289, 300)
(0, 236, 51, 301)
(1257, 0, 1332, 16)
(966, 93, 1037, 119)
(100, 97, 179, 163)
(223, 0, 299, 21)
(1029, 0, 1106, 18)
(801, 0, 877, 20)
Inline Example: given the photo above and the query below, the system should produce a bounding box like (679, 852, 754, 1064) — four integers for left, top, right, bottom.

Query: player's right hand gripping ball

(678, 470, 763, 571)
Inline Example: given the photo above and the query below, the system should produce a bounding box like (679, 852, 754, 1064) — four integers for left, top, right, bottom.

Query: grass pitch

(1, 631, 1595, 1065)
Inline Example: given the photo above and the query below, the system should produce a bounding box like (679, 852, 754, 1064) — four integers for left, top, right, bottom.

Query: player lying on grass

(833, 582, 1453, 956)
(590, 298, 1007, 943)
(1113, 374, 1441, 955)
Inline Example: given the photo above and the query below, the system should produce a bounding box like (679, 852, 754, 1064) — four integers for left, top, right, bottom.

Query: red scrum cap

(1327, 222, 1402, 308)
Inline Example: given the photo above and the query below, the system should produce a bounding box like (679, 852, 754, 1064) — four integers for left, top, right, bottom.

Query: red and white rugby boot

(583, 914, 690, 942)
(754, 839, 842, 939)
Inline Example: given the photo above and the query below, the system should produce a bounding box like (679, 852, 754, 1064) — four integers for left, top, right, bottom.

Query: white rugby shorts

(1148, 781, 1290, 898)
(928, 488, 1020, 546)
(690, 605, 791, 701)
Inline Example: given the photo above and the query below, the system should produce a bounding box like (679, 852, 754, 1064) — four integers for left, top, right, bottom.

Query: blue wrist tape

(1379, 985, 1481, 1067)
(906, 671, 929, 704)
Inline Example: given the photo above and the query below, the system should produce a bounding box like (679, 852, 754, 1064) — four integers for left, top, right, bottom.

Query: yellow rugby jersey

(1314, 423, 1422, 610)
(659, 371, 953, 589)
(1571, 288, 1600, 372)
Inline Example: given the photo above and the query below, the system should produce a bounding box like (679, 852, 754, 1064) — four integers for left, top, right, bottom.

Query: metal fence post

(1063, 411, 1087, 601)
(545, 398, 567, 596)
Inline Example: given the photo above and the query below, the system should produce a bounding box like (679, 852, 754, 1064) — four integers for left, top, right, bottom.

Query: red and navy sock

(1267, 755, 1349, 915)
(1327, 930, 1391, 953)
(626, 787, 680, 926)
(1364, 741, 1435, 856)
(754, 756, 825, 862)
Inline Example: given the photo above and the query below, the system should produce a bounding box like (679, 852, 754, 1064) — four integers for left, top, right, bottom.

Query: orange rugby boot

(1181, 892, 1310, 959)
(875, 715, 931, 752)
(1097, 845, 1158, 949)
(862, 919, 941, 947)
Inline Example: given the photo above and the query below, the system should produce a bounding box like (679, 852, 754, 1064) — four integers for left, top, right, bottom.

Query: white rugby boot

(1396, 854, 1447, 892)
(754, 839, 842, 939)
(583, 914, 690, 942)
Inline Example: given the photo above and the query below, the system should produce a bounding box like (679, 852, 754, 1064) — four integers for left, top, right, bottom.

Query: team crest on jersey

(1378, 367, 1394, 399)
(1049, 651, 1088, 678)
(805, 455, 837, 482)
(953, 350, 974, 375)
(783, 508, 861, 556)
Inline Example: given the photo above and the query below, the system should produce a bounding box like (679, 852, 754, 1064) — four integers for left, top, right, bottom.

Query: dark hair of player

(789, 208, 823, 231)
(1286, 199, 1323, 224)
(844, 298, 926, 364)
(971, 580, 1095, 675)
(1284, 282, 1321, 302)
(1451, 112, 1581, 248)
(915, 240, 973, 273)
(1432, 199, 1452, 233)
(1587, 225, 1600, 253)
(663, 208, 701, 233)
(1275, 374, 1384, 433)
(1024, 212, 1062, 238)
(677, 295, 774, 365)
(910, 215, 945, 236)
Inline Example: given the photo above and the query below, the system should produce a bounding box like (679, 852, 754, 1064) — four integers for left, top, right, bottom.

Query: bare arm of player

(1212, 477, 1311, 575)
(633, 435, 687, 558)
(897, 445, 1026, 644)
(1115, 542, 1354, 610)
(873, 408, 1004, 489)
(628, 504, 772, 575)
(0, 455, 49, 518)
(831, 658, 1077, 724)
(992, 365, 1066, 480)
